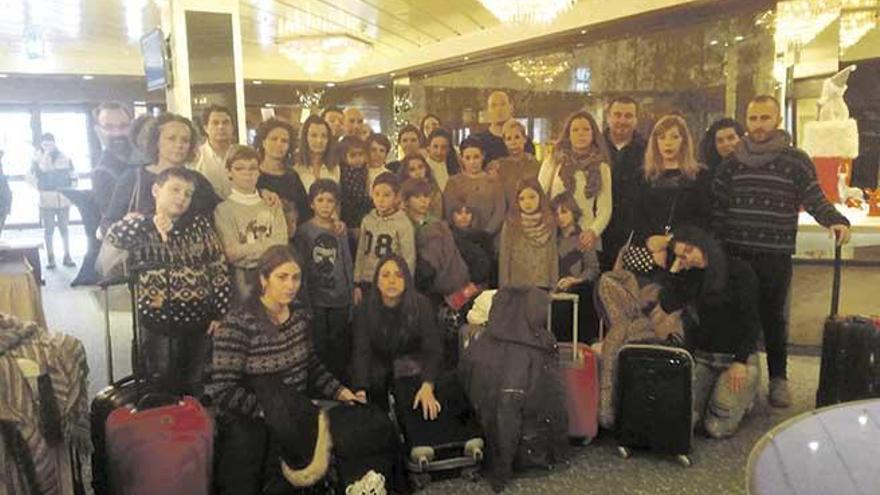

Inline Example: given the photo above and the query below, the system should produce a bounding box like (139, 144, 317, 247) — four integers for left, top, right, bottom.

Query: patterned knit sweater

(208, 307, 342, 418)
(712, 131, 849, 255)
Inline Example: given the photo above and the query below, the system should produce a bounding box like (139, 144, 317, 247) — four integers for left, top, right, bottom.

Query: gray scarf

(734, 129, 791, 168)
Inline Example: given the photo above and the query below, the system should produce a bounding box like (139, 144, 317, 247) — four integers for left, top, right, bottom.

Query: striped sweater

(208, 306, 342, 418)
(712, 132, 849, 255)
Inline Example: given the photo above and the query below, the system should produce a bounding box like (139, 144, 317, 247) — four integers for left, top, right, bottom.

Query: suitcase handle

(550, 292, 580, 363)
(133, 393, 182, 412)
(830, 238, 842, 317)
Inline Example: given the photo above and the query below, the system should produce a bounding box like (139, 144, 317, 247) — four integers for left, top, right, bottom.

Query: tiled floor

(5, 226, 831, 494)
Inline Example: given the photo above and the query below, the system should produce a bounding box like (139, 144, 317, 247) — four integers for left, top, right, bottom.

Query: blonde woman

(633, 114, 712, 242)
(537, 111, 612, 252)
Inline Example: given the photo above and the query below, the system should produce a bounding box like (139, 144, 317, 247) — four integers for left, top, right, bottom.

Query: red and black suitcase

(614, 344, 694, 467)
(816, 244, 880, 407)
(551, 292, 599, 444)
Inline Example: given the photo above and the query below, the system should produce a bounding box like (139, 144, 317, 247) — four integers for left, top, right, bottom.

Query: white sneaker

(345, 470, 386, 495)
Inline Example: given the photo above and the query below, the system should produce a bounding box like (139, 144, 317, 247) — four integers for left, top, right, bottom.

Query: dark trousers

(311, 306, 351, 385)
(733, 251, 793, 380)
(139, 328, 211, 395)
(215, 415, 271, 495)
(389, 374, 479, 449)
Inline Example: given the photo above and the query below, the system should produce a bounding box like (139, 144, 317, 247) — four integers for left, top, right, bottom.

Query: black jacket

(632, 168, 713, 242)
(602, 130, 647, 256)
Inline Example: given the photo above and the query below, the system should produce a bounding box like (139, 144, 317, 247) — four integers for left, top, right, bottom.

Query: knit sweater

(209, 306, 342, 418)
(214, 191, 288, 269)
(339, 166, 373, 229)
(498, 220, 558, 289)
(712, 131, 849, 254)
(488, 153, 541, 207)
(442, 173, 506, 235)
(105, 214, 231, 335)
(353, 209, 416, 284)
(412, 217, 470, 297)
(558, 226, 599, 283)
(294, 220, 354, 308)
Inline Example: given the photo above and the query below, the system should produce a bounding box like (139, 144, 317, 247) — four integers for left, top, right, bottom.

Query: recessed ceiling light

(253, 80, 263, 85)
(580, 29, 587, 34)
(389, 72, 396, 77)
(734, 35, 745, 42)
(325, 82, 336, 87)
(133, 100, 146, 105)
(576, 43, 585, 47)
(377, 84, 386, 89)
(463, 56, 470, 61)
(709, 39, 719, 46)
(82, 75, 94, 80)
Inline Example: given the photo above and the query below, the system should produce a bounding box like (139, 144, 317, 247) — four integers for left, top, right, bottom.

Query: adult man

(342, 107, 365, 138)
(471, 90, 535, 164)
(192, 104, 235, 198)
(600, 96, 646, 271)
(713, 95, 851, 408)
(321, 107, 345, 140)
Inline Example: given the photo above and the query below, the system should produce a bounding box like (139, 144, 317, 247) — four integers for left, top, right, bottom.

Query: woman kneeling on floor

(209, 245, 363, 495)
(649, 225, 761, 438)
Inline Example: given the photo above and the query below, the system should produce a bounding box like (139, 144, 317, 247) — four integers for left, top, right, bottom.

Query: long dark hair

(253, 118, 296, 168)
(299, 115, 334, 168)
(670, 224, 727, 301)
(699, 117, 745, 171)
(245, 244, 300, 316)
(426, 128, 460, 175)
(362, 254, 422, 340)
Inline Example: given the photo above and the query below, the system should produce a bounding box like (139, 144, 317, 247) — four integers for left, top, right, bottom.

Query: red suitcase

(552, 292, 599, 444)
(106, 395, 213, 495)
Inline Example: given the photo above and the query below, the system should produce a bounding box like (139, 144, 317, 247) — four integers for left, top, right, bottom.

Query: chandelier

(774, 0, 842, 53)
(841, 0, 879, 49)
(277, 34, 373, 77)
(477, 0, 576, 24)
(507, 53, 572, 86)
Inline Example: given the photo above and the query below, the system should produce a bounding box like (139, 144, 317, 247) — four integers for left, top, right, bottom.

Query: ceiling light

(377, 84, 386, 89)
(709, 39, 719, 46)
(390, 72, 396, 77)
(580, 29, 587, 34)
(278, 33, 373, 77)
(0, 74, 8, 78)
(774, 0, 841, 55)
(464, 56, 470, 61)
(253, 80, 263, 85)
(507, 52, 572, 86)
(325, 82, 336, 87)
(478, 0, 576, 24)
(734, 35, 745, 41)
(82, 75, 94, 80)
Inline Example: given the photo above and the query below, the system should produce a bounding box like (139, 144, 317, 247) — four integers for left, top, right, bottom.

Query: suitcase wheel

(410, 472, 431, 490)
(617, 446, 631, 459)
(464, 438, 484, 462)
(461, 466, 481, 482)
(676, 454, 693, 468)
(410, 446, 435, 468)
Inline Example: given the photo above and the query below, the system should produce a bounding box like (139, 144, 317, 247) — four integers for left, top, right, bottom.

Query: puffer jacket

(459, 286, 568, 492)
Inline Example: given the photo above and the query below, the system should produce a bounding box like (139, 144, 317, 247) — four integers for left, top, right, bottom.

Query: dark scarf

(557, 147, 604, 199)
(734, 130, 791, 168)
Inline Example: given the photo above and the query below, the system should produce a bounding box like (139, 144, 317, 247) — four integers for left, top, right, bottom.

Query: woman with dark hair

(537, 110, 612, 253)
(295, 115, 339, 193)
(30, 132, 77, 268)
(699, 117, 745, 177)
(387, 124, 424, 175)
(646, 225, 761, 438)
(210, 245, 362, 494)
(632, 114, 712, 243)
(425, 128, 460, 190)
(420, 114, 442, 142)
(254, 118, 310, 235)
(101, 113, 220, 233)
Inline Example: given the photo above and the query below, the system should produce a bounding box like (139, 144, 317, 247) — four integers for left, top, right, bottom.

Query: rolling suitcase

(551, 292, 599, 444)
(614, 344, 694, 467)
(816, 243, 880, 407)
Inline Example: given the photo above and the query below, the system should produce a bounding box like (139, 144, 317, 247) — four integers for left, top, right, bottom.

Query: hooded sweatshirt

(712, 130, 849, 254)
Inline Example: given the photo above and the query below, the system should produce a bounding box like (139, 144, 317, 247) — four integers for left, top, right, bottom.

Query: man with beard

(72, 101, 133, 285)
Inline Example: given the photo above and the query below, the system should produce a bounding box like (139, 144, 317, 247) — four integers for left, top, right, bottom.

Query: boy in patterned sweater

(105, 167, 231, 393)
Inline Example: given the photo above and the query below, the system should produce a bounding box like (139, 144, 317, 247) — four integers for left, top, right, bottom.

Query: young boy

(104, 167, 231, 394)
(366, 133, 393, 190)
(353, 173, 415, 304)
(214, 145, 288, 303)
(448, 201, 493, 288)
(489, 120, 541, 207)
(443, 137, 505, 236)
(295, 179, 355, 382)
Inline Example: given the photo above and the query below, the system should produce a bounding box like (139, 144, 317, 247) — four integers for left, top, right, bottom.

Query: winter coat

(459, 286, 568, 490)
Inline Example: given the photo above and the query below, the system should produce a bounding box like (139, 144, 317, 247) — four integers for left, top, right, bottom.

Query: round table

(747, 399, 880, 495)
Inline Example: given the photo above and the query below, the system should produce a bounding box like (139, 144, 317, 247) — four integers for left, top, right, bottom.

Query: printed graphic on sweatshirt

(312, 232, 340, 289)
(238, 210, 276, 244)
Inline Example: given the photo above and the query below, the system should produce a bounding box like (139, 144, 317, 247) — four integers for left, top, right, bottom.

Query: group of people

(85, 89, 850, 493)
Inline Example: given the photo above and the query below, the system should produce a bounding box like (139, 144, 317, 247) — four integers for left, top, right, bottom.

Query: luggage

(392, 375, 483, 490)
(816, 243, 880, 407)
(106, 395, 213, 495)
(614, 344, 694, 467)
(326, 402, 400, 490)
(551, 292, 599, 444)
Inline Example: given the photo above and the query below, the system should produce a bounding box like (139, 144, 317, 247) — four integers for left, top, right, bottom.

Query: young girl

(294, 115, 339, 192)
(498, 178, 557, 288)
(448, 202, 493, 288)
(399, 153, 443, 219)
(488, 120, 541, 208)
(424, 128, 460, 190)
(387, 125, 424, 175)
(337, 136, 373, 231)
(443, 137, 506, 236)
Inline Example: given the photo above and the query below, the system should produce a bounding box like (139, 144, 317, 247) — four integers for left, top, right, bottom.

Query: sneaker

(768, 378, 792, 408)
(62, 256, 76, 267)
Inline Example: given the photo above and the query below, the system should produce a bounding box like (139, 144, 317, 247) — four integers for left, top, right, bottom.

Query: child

(366, 133, 393, 190)
(353, 173, 416, 304)
(498, 177, 558, 289)
(338, 136, 373, 232)
(294, 179, 355, 382)
(448, 201, 493, 288)
(104, 167, 231, 393)
(214, 145, 288, 303)
(488, 120, 541, 207)
(399, 153, 443, 219)
(550, 192, 601, 343)
(443, 137, 506, 236)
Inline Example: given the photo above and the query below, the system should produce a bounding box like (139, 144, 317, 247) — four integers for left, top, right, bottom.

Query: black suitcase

(614, 344, 694, 467)
(816, 244, 880, 407)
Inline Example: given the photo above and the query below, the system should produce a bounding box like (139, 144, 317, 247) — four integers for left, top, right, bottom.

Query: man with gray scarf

(712, 95, 850, 408)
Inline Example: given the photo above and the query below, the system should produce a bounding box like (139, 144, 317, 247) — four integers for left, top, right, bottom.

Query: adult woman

(537, 111, 612, 253)
(387, 124, 424, 175)
(101, 113, 219, 233)
(254, 118, 310, 236)
(648, 225, 761, 438)
(424, 128, 460, 190)
(295, 115, 339, 193)
(699, 117, 745, 178)
(420, 114, 442, 141)
(210, 245, 361, 494)
(632, 114, 711, 242)
(30, 133, 77, 268)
